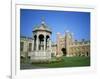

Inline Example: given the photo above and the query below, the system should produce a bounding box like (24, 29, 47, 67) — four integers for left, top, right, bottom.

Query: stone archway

(39, 34, 44, 50)
(86, 52, 89, 56)
(61, 48, 66, 56)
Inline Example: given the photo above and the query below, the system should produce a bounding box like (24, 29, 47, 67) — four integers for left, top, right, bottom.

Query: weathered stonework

(20, 19, 90, 62)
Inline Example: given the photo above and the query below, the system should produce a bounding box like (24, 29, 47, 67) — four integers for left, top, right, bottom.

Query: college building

(20, 19, 90, 62)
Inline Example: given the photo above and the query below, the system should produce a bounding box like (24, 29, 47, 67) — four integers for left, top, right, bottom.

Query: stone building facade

(20, 36, 33, 58)
(56, 32, 90, 57)
(20, 19, 90, 60)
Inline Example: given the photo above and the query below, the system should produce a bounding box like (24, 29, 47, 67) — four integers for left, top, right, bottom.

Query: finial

(71, 32, 74, 35)
(41, 16, 45, 24)
(42, 16, 45, 21)
(65, 30, 69, 33)
(56, 32, 60, 35)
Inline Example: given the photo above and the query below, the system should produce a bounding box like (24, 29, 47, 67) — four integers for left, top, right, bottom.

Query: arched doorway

(86, 52, 89, 56)
(61, 48, 66, 56)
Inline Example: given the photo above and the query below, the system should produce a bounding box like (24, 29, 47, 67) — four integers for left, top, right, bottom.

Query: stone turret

(65, 31, 73, 57)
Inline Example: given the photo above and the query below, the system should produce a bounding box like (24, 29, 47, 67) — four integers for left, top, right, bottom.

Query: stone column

(49, 38, 51, 58)
(32, 39, 34, 51)
(44, 35, 46, 51)
(36, 34, 39, 51)
(49, 38, 51, 51)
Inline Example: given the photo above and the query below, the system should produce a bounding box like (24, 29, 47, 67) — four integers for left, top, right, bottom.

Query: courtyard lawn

(31, 56, 90, 68)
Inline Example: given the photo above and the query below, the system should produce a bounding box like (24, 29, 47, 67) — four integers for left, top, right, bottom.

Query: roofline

(32, 29, 52, 34)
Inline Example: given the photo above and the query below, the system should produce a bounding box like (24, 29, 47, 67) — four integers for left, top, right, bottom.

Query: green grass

(32, 56, 90, 68)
